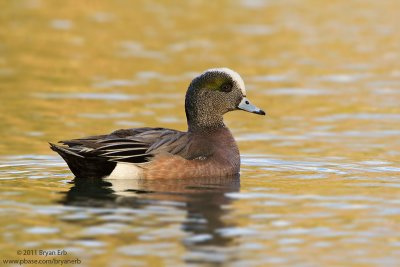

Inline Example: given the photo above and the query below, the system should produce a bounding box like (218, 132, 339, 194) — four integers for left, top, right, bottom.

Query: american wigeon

(50, 68, 265, 179)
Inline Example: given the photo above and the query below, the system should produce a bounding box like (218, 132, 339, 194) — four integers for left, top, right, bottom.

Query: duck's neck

(186, 106, 226, 133)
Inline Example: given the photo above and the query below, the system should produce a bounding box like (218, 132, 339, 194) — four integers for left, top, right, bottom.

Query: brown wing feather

(54, 127, 212, 164)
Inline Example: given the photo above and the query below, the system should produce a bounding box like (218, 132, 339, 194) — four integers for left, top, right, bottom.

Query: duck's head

(185, 68, 265, 132)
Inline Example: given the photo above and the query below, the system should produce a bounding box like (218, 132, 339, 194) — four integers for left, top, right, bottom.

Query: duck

(50, 68, 265, 179)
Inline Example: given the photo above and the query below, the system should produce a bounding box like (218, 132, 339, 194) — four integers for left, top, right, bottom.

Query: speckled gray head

(185, 68, 265, 132)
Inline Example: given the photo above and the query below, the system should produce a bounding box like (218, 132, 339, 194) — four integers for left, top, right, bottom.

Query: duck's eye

(220, 83, 233, 92)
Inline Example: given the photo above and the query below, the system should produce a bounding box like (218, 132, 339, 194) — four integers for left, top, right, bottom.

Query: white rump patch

(106, 162, 143, 179)
(205, 67, 247, 96)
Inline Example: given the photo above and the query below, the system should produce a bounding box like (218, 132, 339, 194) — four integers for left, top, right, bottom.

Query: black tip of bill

(254, 109, 266, 116)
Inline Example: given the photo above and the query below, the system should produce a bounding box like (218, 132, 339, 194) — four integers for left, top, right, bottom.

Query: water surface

(1, 0, 400, 266)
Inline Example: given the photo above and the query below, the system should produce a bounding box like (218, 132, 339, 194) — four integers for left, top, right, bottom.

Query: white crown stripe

(204, 68, 247, 96)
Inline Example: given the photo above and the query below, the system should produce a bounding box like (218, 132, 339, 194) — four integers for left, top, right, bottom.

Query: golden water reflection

(1, 0, 400, 266)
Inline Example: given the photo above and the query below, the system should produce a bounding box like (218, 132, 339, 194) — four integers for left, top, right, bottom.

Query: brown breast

(143, 128, 240, 179)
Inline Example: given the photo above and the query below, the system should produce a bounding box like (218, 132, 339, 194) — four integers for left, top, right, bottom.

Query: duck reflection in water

(61, 175, 240, 248)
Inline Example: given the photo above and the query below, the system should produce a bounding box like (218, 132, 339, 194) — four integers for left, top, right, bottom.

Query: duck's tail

(49, 143, 116, 178)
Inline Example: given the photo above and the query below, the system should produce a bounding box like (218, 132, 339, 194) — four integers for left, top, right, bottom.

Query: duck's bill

(238, 97, 266, 115)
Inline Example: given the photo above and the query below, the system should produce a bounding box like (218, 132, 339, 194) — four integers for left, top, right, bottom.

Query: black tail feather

(50, 143, 116, 178)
